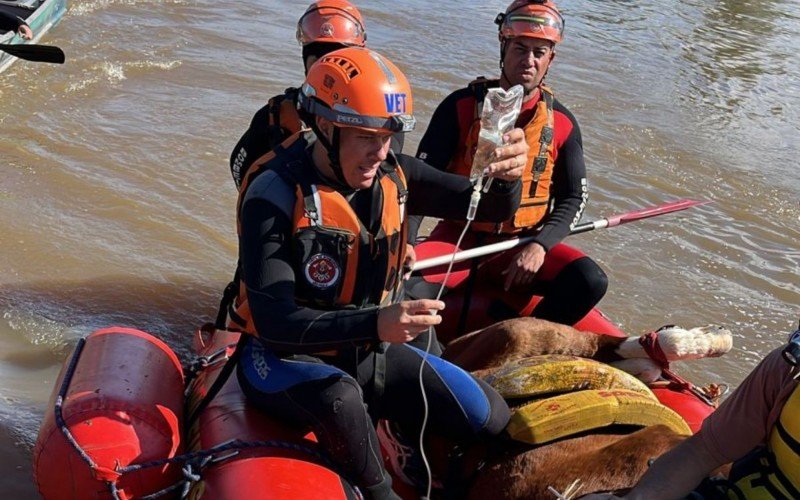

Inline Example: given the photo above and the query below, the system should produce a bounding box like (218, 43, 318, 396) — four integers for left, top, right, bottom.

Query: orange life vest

(236, 131, 314, 218)
(263, 87, 305, 152)
(229, 136, 408, 336)
(231, 87, 308, 193)
(447, 77, 556, 235)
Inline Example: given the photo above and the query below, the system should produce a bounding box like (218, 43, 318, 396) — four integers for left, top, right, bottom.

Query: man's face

(336, 126, 392, 189)
(502, 37, 555, 92)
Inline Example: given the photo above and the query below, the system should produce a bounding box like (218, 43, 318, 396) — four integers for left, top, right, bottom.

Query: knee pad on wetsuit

(481, 257, 609, 326)
(533, 256, 609, 325)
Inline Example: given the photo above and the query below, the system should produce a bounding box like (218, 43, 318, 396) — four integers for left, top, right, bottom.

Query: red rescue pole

(413, 199, 710, 272)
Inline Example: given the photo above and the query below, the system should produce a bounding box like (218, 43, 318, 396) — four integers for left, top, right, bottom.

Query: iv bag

(469, 84, 524, 181)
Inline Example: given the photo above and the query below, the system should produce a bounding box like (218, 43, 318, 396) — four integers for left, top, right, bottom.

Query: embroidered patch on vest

(304, 253, 341, 289)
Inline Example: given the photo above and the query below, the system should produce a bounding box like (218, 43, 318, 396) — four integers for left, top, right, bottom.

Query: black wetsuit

(236, 146, 515, 498)
(0, 11, 25, 32)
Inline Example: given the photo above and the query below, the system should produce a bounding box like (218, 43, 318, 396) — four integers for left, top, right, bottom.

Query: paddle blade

(0, 43, 65, 64)
(607, 199, 710, 228)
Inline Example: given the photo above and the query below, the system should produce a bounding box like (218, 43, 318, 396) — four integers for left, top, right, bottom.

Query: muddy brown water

(1, 0, 798, 495)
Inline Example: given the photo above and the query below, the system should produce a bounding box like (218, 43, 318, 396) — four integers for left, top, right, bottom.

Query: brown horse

(463, 426, 685, 499)
(443, 317, 732, 378)
(393, 318, 732, 498)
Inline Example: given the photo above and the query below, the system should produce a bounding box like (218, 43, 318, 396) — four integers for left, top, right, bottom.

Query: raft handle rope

(119, 455, 211, 500)
(185, 333, 248, 425)
(181, 343, 235, 392)
(105, 438, 342, 500)
(53, 338, 102, 473)
(416, 178, 485, 499)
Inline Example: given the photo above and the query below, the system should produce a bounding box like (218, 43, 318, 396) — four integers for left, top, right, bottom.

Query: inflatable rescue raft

(33, 304, 716, 498)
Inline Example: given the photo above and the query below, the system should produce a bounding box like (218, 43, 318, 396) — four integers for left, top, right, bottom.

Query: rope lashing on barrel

(181, 342, 236, 391)
(103, 438, 342, 499)
(54, 336, 346, 499)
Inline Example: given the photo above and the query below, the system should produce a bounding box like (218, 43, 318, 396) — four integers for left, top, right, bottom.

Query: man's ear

(315, 115, 333, 141)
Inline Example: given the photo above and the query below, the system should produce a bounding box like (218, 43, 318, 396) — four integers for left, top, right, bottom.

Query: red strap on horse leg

(639, 331, 715, 407)
(638, 332, 670, 369)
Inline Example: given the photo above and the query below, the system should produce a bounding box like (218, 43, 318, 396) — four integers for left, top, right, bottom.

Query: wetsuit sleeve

(399, 154, 521, 222)
(415, 91, 462, 171)
(239, 194, 380, 354)
(531, 101, 588, 251)
(0, 11, 25, 30)
(229, 103, 273, 189)
(406, 213, 424, 245)
(406, 91, 463, 243)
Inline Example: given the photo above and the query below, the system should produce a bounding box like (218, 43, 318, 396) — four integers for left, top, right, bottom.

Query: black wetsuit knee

(474, 376, 511, 435)
(236, 341, 387, 490)
(533, 256, 608, 325)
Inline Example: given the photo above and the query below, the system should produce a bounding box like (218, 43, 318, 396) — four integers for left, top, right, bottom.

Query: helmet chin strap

(327, 127, 351, 188)
(499, 39, 508, 74)
(310, 121, 351, 190)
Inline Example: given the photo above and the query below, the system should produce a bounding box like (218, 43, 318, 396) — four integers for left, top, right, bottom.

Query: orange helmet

(298, 47, 415, 134)
(296, 0, 367, 48)
(495, 0, 564, 45)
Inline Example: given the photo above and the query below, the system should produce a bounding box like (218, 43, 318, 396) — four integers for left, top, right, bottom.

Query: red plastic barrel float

(33, 327, 185, 499)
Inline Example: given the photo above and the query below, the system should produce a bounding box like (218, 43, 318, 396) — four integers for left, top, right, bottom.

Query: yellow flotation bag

(507, 388, 693, 445)
(484, 355, 654, 400)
